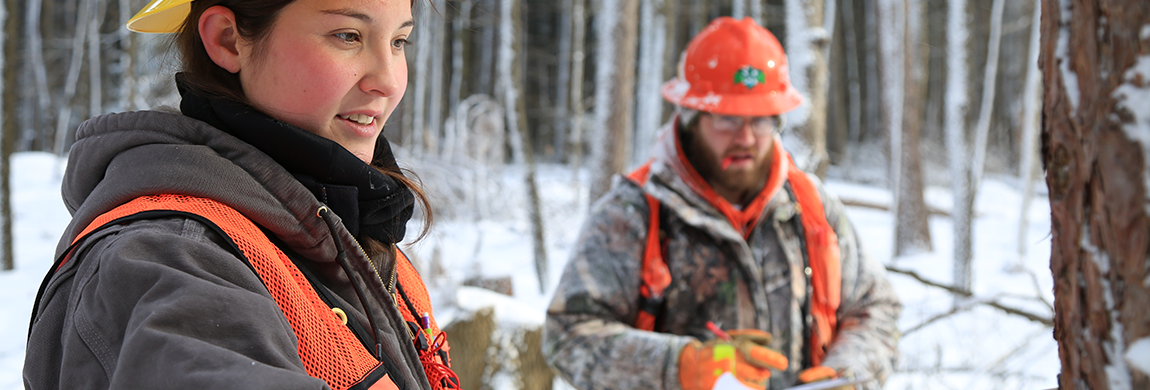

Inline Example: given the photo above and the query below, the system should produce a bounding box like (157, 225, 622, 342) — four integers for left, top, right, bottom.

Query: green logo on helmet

(734, 66, 765, 89)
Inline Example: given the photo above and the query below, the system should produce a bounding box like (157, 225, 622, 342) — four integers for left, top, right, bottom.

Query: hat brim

(661, 79, 803, 117)
(127, 0, 193, 33)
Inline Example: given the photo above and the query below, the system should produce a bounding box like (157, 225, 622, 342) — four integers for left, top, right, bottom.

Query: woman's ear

(198, 5, 242, 73)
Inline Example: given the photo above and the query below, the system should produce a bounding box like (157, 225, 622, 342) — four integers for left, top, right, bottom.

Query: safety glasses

(706, 114, 781, 137)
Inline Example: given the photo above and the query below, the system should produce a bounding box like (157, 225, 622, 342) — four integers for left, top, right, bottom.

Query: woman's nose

(360, 52, 406, 98)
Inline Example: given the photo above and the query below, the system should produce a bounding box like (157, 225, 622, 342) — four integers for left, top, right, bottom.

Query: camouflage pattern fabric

(543, 118, 901, 390)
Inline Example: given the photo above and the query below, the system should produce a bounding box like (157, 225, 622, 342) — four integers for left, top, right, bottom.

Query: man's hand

(679, 329, 788, 390)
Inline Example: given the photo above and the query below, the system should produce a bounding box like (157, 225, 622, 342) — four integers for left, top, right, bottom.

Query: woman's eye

(334, 32, 361, 44)
(392, 38, 410, 49)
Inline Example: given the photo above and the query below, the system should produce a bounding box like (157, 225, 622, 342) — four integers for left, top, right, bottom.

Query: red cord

(420, 331, 462, 390)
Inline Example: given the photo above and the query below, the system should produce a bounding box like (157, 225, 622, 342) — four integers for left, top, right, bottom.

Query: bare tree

(891, 0, 932, 257)
(87, 0, 104, 119)
(784, 0, 830, 177)
(1016, 0, 1041, 257)
(53, 0, 92, 157)
(633, 0, 667, 165)
(498, 0, 548, 293)
(568, 0, 587, 202)
(1041, 0, 1150, 387)
(1, 0, 16, 270)
(945, 0, 975, 294)
(588, 0, 639, 203)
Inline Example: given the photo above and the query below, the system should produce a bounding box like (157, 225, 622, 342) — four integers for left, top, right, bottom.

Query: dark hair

(175, 0, 433, 248)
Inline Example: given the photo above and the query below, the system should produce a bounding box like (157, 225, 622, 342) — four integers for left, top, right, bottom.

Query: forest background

(0, 0, 1146, 389)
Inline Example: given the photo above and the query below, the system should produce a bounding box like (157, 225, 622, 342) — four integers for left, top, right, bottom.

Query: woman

(24, 0, 458, 389)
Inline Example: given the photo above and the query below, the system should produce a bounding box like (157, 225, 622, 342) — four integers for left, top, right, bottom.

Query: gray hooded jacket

(543, 117, 901, 390)
(24, 110, 432, 390)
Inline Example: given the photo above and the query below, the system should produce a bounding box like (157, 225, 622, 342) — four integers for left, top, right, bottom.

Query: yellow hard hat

(126, 0, 193, 33)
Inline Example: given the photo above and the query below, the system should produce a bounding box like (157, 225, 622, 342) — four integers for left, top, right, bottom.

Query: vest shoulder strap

(65, 194, 401, 390)
(627, 158, 843, 367)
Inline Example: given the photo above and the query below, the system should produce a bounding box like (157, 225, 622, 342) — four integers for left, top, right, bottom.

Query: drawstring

(318, 206, 383, 359)
(420, 331, 461, 390)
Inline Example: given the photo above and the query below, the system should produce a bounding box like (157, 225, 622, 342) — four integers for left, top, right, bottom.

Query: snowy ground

(0, 152, 1059, 389)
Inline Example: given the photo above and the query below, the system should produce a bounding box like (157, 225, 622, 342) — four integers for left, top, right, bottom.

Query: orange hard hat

(662, 17, 803, 117)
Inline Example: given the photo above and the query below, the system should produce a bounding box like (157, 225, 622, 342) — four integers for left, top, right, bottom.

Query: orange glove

(679, 329, 788, 390)
(798, 366, 855, 390)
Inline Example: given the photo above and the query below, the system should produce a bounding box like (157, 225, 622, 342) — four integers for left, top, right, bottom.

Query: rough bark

(1040, 0, 1150, 388)
(894, 0, 932, 256)
(1, 0, 17, 270)
(499, 0, 548, 293)
(588, 0, 639, 203)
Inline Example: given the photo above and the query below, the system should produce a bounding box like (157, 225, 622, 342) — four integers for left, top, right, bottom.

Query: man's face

(685, 113, 778, 198)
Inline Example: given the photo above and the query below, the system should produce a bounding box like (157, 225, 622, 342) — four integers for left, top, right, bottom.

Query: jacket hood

(58, 109, 335, 262)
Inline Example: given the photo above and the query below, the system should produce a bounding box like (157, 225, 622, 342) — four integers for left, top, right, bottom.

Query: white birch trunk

(1016, 0, 1041, 256)
(877, 0, 904, 257)
(446, 0, 472, 161)
(426, 0, 446, 155)
(88, 0, 105, 118)
(945, 0, 973, 293)
(569, 0, 587, 201)
(411, 2, 430, 153)
(784, 0, 813, 135)
(840, 0, 862, 169)
(970, 0, 1005, 192)
(633, 0, 665, 165)
(555, 0, 573, 160)
(498, 0, 548, 292)
(54, 0, 92, 157)
(118, 0, 137, 112)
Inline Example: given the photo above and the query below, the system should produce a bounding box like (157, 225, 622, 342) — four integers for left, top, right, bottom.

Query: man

(543, 17, 900, 390)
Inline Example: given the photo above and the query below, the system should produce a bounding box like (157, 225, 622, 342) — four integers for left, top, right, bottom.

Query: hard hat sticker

(734, 66, 765, 89)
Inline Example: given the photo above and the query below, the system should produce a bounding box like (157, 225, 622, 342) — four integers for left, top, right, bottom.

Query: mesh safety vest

(626, 158, 841, 366)
(53, 194, 451, 390)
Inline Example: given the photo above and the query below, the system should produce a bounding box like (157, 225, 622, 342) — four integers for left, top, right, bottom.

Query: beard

(681, 130, 772, 204)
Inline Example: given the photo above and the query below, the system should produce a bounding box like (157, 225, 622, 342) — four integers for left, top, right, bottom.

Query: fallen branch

(839, 197, 950, 217)
(885, 265, 1054, 327)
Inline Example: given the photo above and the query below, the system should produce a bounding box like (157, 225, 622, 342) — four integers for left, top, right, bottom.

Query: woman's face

(237, 0, 413, 162)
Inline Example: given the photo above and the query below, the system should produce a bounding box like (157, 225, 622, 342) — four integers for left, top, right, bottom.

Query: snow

(1056, 0, 1081, 111)
(1112, 54, 1150, 217)
(1126, 337, 1150, 377)
(0, 152, 1063, 389)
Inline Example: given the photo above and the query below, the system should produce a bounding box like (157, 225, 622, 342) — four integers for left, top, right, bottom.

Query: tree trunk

(893, 0, 931, 256)
(568, 0, 586, 203)
(426, 0, 445, 155)
(946, 0, 975, 294)
(411, 1, 430, 152)
(446, 0, 472, 161)
(633, 0, 666, 165)
(784, 0, 829, 177)
(87, 0, 103, 119)
(970, 0, 1005, 192)
(554, 0, 572, 161)
(53, 0, 90, 157)
(1, 0, 16, 270)
(838, 0, 862, 169)
(588, 0, 639, 203)
(118, 0, 136, 113)
(1041, 0, 1150, 388)
(499, 0, 548, 293)
(1016, 0, 1041, 257)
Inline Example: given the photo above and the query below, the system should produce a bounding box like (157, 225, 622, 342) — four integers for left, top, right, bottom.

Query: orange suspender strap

(626, 161, 672, 331)
(785, 157, 842, 367)
(70, 195, 397, 390)
(627, 159, 842, 366)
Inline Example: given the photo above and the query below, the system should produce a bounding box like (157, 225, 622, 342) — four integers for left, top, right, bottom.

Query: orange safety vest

(57, 194, 455, 390)
(626, 158, 841, 366)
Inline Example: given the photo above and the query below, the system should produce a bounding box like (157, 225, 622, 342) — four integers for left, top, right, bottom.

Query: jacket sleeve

(542, 179, 694, 390)
(813, 176, 902, 389)
(27, 217, 329, 390)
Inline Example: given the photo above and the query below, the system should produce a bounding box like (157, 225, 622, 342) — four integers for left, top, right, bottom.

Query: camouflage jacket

(543, 119, 901, 390)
